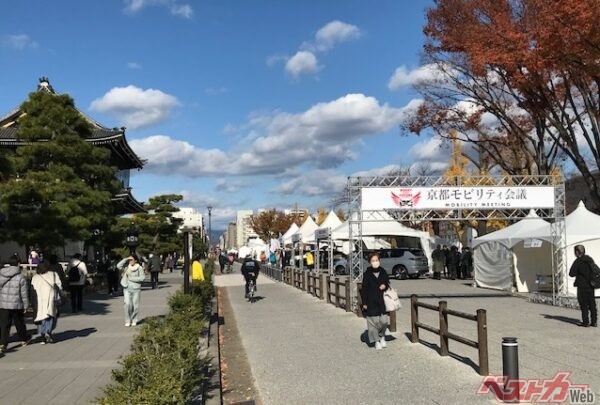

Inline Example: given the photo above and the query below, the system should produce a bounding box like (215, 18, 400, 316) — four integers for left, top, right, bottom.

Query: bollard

(439, 301, 449, 356)
(410, 294, 419, 343)
(502, 337, 519, 402)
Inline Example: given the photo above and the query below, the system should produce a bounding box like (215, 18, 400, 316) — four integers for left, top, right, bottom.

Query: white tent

(565, 201, 600, 297)
(294, 216, 319, 243)
(305, 211, 343, 243)
(473, 211, 554, 293)
(474, 204, 600, 295)
(330, 211, 434, 270)
(282, 223, 299, 245)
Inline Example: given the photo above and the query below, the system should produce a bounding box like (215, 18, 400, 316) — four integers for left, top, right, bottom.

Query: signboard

(315, 228, 331, 240)
(361, 186, 555, 211)
(291, 233, 301, 243)
(524, 239, 544, 248)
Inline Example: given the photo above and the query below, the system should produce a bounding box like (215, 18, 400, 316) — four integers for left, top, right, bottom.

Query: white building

(236, 210, 258, 248)
(173, 207, 204, 233)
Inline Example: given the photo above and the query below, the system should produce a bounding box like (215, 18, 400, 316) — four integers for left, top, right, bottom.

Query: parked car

(332, 248, 429, 279)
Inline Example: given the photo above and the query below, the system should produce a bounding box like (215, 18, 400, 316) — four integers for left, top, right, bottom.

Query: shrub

(98, 282, 214, 404)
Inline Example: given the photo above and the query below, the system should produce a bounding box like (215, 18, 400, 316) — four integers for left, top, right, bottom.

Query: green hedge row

(98, 263, 215, 405)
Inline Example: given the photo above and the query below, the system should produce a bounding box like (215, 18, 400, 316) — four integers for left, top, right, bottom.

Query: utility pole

(207, 205, 213, 251)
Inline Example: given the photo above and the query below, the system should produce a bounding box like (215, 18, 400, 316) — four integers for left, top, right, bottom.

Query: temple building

(0, 77, 145, 214)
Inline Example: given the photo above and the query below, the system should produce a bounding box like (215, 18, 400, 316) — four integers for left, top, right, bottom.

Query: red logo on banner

(391, 189, 421, 208)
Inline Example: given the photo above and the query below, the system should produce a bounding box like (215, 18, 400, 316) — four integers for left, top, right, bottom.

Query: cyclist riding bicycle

(241, 255, 260, 298)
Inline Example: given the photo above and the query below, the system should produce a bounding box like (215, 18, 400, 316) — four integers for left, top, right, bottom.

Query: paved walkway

(0, 271, 181, 405)
(219, 265, 600, 404)
(218, 267, 493, 405)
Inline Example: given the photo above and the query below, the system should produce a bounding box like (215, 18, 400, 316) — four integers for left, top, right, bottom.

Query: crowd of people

(0, 249, 186, 353)
(431, 245, 473, 281)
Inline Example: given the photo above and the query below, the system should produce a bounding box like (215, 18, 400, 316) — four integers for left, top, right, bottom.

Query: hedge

(98, 261, 215, 405)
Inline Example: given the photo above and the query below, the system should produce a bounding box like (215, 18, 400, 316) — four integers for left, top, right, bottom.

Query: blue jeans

(124, 288, 141, 323)
(38, 317, 54, 335)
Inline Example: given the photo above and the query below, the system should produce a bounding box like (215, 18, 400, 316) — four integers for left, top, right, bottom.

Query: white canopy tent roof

(282, 223, 299, 245)
(331, 211, 426, 240)
(305, 211, 343, 243)
(566, 201, 600, 246)
(294, 216, 319, 243)
(473, 210, 553, 249)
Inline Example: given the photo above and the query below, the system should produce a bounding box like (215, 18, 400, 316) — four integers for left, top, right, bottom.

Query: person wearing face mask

(360, 252, 390, 350)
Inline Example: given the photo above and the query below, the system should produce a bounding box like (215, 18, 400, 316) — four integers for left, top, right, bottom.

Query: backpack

(68, 262, 81, 283)
(590, 262, 600, 289)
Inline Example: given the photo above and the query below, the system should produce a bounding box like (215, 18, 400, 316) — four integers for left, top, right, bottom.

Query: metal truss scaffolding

(347, 174, 567, 310)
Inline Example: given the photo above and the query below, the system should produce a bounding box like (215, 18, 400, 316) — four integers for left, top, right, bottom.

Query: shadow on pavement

(542, 314, 581, 325)
(54, 327, 97, 342)
(402, 332, 480, 374)
(248, 296, 266, 303)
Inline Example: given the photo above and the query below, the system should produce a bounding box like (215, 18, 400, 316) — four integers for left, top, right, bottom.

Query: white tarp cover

(282, 223, 299, 245)
(305, 211, 343, 243)
(473, 211, 553, 293)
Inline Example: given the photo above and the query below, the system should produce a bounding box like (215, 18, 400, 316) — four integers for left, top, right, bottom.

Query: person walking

(67, 254, 87, 313)
(48, 254, 67, 288)
(360, 252, 390, 350)
(569, 245, 598, 327)
(0, 255, 31, 352)
(192, 255, 205, 282)
(442, 245, 449, 278)
(432, 245, 445, 280)
(118, 255, 145, 327)
(218, 253, 227, 274)
(241, 255, 260, 298)
(31, 261, 63, 344)
(148, 251, 162, 289)
(105, 253, 120, 296)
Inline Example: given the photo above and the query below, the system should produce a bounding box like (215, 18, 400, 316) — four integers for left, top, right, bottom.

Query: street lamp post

(125, 223, 139, 256)
(207, 206, 213, 250)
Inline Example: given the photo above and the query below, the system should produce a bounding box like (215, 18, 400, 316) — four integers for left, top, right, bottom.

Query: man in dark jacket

(241, 255, 260, 298)
(447, 246, 461, 280)
(218, 253, 227, 274)
(460, 247, 473, 279)
(148, 252, 162, 289)
(569, 245, 597, 327)
(0, 255, 31, 351)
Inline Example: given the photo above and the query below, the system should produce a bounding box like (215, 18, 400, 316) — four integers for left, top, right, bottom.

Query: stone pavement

(0, 271, 182, 405)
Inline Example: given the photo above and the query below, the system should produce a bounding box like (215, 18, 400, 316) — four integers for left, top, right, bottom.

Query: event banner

(361, 186, 556, 210)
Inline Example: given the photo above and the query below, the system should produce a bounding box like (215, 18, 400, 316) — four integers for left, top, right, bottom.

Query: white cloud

(408, 136, 451, 171)
(388, 64, 447, 90)
(351, 164, 402, 178)
(285, 51, 320, 77)
(123, 0, 193, 19)
(90, 85, 179, 129)
(274, 170, 347, 197)
(272, 20, 361, 77)
(127, 62, 142, 69)
(310, 20, 362, 52)
(131, 94, 422, 178)
(215, 179, 248, 193)
(1, 34, 38, 50)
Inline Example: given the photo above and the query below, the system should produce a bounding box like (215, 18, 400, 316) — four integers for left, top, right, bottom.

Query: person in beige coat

(31, 261, 63, 344)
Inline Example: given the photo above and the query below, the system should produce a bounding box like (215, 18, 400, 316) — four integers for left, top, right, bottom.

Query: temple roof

(0, 77, 145, 170)
(113, 188, 146, 214)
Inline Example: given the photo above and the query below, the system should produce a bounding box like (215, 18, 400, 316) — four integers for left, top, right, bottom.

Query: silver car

(333, 248, 429, 279)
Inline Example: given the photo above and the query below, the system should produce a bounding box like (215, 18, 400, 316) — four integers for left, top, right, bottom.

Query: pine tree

(0, 91, 120, 252)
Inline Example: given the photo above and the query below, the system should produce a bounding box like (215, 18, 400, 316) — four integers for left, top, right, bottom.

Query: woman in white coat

(118, 255, 145, 327)
(31, 261, 63, 344)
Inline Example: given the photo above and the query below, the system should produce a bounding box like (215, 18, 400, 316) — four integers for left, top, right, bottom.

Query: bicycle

(247, 275, 256, 303)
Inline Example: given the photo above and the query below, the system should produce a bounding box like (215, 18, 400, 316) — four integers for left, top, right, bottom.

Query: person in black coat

(460, 247, 473, 279)
(447, 246, 461, 280)
(569, 245, 597, 327)
(360, 252, 390, 350)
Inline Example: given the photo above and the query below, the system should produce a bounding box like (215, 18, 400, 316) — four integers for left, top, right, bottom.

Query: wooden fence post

(477, 309, 489, 376)
(344, 279, 351, 312)
(319, 274, 324, 300)
(326, 276, 331, 303)
(335, 277, 340, 308)
(439, 301, 449, 356)
(389, 310, 397, 332)
(410, 294, 419, 343)
(303, 271, 308, 292)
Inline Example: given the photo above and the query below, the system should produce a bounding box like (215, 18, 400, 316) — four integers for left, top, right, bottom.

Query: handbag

(120, 270, 129, 288)
(43, 273, 64, 307)
(383, 287, 402, 312)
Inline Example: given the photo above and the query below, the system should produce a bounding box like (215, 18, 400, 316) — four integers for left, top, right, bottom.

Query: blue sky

(0, 0, 447, 228)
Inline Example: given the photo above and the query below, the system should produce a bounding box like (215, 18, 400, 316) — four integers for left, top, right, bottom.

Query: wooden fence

(410, 294, 489, 376)
(325, 276, 351, 312)
(307, 273, 324, 299)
